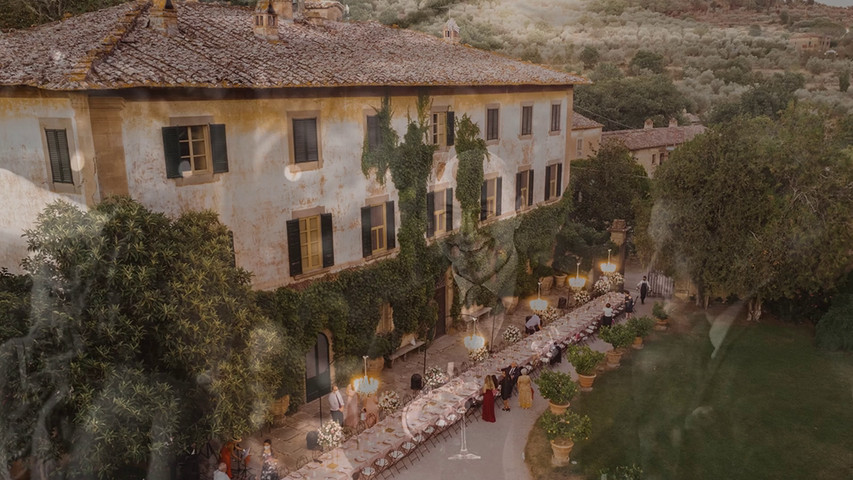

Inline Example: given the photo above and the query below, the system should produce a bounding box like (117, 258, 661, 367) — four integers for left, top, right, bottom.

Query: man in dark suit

(498, 371, 514, 411)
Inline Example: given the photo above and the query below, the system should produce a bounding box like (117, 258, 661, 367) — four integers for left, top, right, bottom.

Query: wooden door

(305, 333, 331, 402)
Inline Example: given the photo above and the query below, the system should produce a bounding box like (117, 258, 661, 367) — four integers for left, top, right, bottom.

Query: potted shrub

(535, 265, 556, 294)
(567, 345, 605, 391)
(627, 316, 655, 349)
(534, 370, 578, 415)
(367, 334, 393, 374)
(598, 324, 635, 369)
(653, 301, 669, 330)
(538, 409, 592, 466)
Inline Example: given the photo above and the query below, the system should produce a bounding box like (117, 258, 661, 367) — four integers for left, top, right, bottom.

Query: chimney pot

(443, 18, 460, 44)
(643, 119, 654, 129)
(150, 0, 179, 36)
(668, 118, 677, 128)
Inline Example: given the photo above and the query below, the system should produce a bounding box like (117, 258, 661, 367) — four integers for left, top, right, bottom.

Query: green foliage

(0, 268, 30, 342)
(599, 323, 635, 349)
(839, 69, 850, 93)
(568, 345, 605, 376)
(652, 302, 669, 321)
(708, 72, 805, 124)
(1, 197, 286, 478)
(361, 96, 399, 184)
(538, 409, 592, 442)
(628, 315, 656, 338)
(454, 114, 488, 233)
(575, 75, 690, 131)
(652, 105, 853, 318)
(815, 293, 853, 351)
(589, 63, 624, 83)
(553, 221, 612, 275)
(580, 45, 601, 69)
(629, 49, 665, 74)
(534, 370, 578, 405)
(599, 464, 645, 480)
(569, 141, 650, 230)
(0, 0, 127, 29)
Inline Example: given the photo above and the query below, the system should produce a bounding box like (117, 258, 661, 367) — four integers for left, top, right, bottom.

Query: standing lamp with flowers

(600, 248, 616, 274)
(530, 280, 548, 312)
(568, 261, 586, 290)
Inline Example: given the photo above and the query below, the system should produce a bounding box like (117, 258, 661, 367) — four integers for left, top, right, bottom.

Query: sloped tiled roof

(0, 1, 588, 91)
(601, 125, 706, 151)
(571, 112, 603, 130)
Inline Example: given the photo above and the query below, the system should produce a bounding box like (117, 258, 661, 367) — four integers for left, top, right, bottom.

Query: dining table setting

(283, 291, 625, 480)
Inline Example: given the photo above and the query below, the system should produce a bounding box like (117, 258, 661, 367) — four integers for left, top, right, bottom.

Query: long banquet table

(284, 291, 625, 480)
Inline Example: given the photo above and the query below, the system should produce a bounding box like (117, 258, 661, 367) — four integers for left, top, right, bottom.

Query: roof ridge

(67, 0, 149, 84)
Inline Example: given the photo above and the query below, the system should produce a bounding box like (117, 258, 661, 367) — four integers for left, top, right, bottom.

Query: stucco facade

(571, 112, 603, 160)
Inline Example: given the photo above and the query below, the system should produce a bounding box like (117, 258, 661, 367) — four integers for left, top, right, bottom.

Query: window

(44, 129, 73, 184)
(362, 201, 396, 257)
(293, 118, 319, 163)
(430, 110, 455, 147)
(480, 177, 502, 221)
(545, 163, 563, 201)
(427, 188, 454, 237)
(366, 115, 381, 151)
(286, 213, 334, 276)
(550, 104, 561, 132)
(162, 123, 228, 179)
(652, 153, 657, 166)
(515, 170, 534, 211)
(521, 106, 533, 136)
(486, 108, 499, 141)
(576, 138, 584, 158)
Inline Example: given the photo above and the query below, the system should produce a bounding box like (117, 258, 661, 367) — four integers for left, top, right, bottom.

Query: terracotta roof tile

(601, 125, 706, 151)
(571, 112, 603, 130)
(1, 1, 588, 90)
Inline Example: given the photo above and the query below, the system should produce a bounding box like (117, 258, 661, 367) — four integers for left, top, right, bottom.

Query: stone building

(601, 119, 705, 178)
(789, 32, 831, 52)
(571, 112, 603, 159)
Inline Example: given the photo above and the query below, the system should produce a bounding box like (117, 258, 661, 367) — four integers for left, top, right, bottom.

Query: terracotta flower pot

(540, 276, 554, 294)
(554, 274, 568, 288)
(605, 349, 623, 369)
(654, 319, 669, 331)
(632, 336, 644, 350)
(550, 439, 574, 466)
(577, 373, 596, 391)
(548, 401, 570, 415)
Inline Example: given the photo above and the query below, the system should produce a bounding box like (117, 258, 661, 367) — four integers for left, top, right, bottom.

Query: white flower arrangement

(574, 290, 591, 305)
(593, 276, 613, 295)
(605, 272, 624, 287)
(502, 325, 522, 344)
(318, 419, 343, 450)
(468, 346, 488, 363)
(540, 306, 560, 324)
(424, 366, 449, 388)
(377, 390, 401, 413)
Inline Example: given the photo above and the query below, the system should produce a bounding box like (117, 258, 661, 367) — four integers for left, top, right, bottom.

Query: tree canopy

(569, 141, 651, 230)
(0, 197, 288, 478)
(575, 74, 690, 131)
(650, 106, 853, 320)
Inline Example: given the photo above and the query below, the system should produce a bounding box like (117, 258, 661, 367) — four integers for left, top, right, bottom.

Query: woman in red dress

(481, 375, 497, 422)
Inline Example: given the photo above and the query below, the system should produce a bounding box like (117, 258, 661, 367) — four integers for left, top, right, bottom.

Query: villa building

(601, 119, 705, 177)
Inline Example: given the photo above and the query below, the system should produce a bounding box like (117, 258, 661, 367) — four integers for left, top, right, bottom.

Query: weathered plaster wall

(572, 126, 602, 160)
(632, 147, 667, 178)
(0, 92, 96, 272)
(116, 88, 573, 289)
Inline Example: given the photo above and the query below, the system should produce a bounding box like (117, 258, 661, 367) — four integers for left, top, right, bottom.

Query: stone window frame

(287, 110, 323, 173)
(168, 115, 218, 186)
(549, 101, 562, 135)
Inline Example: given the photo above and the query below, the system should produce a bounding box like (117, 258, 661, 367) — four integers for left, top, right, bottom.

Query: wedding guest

(602, 303, 614, 327)
(517, 368, 533, 409)
(259, 439, 280, 480)
(213, 462, 230, 480)
(328, 385, 345, 426)
(498, 371, 514, 412)
(481, 376, 497, 422)
(624, 292, 635, 320)
(363, 393, 379, 427)
(344, 382, 360, 428)
(525, 314, 542, 334)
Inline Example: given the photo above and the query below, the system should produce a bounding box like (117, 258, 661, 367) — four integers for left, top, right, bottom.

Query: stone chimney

(668, 118, 677, 128)
(643, 118, 654, 130)
(272, 0, 293, 21)
(303, 0, 345, 24)
(443, 18, 460, 44)
(253, 0, 279, 41)
(149, 0, 179, 36)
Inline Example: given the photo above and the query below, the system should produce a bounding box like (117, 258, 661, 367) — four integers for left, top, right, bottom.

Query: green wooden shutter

(528, 170, 534, 207)
(545, 165, 552, 201)
(321, 213, 334, 268)
(210, 124, 229, 173)
(45, 129, 72, 184)
(361, 206, 372, 258)
(367, 115, 380, 151)
(385, 201, 396, 250)
(426, 192, 435, 238)
(515, 172, 523, 211)
(293, 118, 318, 163)
(557, 163, 563, 197)
(306, 119, 319, 162)
(162, 126, 182, 178)
(446, 188, 453, 232)
(495, 177, 502, 216)
(446, 111, 455, 146)
(480, 180, 488, 221)
(286, 219, 302, 276)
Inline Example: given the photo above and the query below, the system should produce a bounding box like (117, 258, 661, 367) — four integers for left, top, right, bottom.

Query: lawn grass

(526, 305, 853, 479)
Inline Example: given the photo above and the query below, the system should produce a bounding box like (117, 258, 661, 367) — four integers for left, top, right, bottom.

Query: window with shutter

(366, 115, 381, 151)
(550, 104, 561, 132)
(370, 203, 386, 253)
(546, 163, 561, 200)
(576, 138, 584, 158)
(299, 215, 323, 272)
(293, 118, 319, 164)
(483, 178, 498, 219)
(486, 108, 499, 141)
(516, 170, 531, 210)
(434, 189, 447, 235)
(431, 112, 446, 146)
(44, 129, 73, 184)
(521, 106, 533, 136)
(162, 122, 228, 179)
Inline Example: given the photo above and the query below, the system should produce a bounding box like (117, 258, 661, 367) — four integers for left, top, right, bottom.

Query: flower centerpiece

(538, 409, 592, 466)
(424, 366, 449, 389)
(318, 419, 344, 450)
(468, 346, 488, 363)
(573, 290, 591, 306)
(502, 325, 522, 344)
(534, 370, 578, 415)
(539, 306, 560, 324)
(604, 272, 624, 288)
(593, 276, 613, 296)
(377, 390, 401, 414)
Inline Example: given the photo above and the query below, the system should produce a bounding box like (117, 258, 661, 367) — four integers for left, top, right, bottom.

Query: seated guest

(525, 314, 542, 334)
(548, 342, 562, 365)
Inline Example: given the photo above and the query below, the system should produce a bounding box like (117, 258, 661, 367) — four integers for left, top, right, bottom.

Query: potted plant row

(567, 345, 605, 391)
(534, 370, 578, 415)
(653, 301, 669, 330)
(627, 316, 655, 349)
(598, 323, 635, 369)
(538, 409, 592, 466)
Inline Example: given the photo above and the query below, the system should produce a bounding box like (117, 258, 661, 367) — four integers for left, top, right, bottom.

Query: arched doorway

(305, 333, 331, 402)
